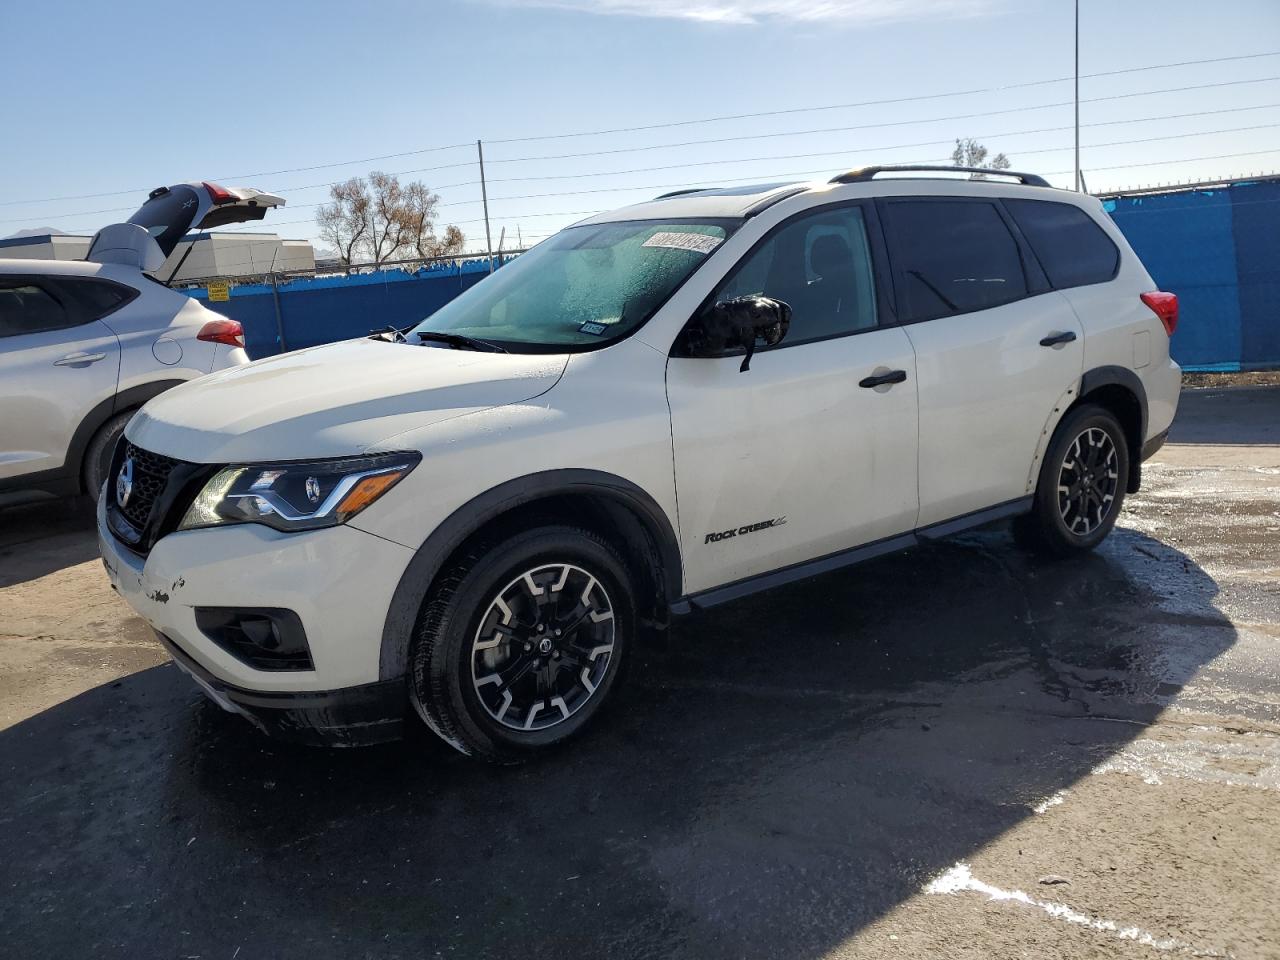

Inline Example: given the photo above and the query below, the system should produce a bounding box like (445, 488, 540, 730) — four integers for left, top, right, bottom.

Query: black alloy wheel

(470, 562, 616, 732)
(1016, 403, 1130, 556)
(411, 524, 633, 761)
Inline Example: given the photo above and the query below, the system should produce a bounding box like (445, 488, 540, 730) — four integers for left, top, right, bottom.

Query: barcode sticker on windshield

(643, 232, 722, 255)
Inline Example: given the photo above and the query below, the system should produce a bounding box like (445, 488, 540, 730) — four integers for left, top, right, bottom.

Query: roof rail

(652, 188, 712, 200)
(830, 165, 1052, 188)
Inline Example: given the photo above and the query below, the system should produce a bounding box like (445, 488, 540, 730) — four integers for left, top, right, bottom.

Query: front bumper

(97, 494, 416, 745)
(155, 631, 405, 745)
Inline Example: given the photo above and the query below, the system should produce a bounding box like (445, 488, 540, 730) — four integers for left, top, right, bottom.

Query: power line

(3, 51, 1276, 209)
(484, 50, 1280, 144)
(1049, 146, 1280, 176)
(49, 138, 1280, 240)
(216, 123, 1280, 221)
(462, 147, 1280, 228)
(482, 76, 1280, 166)
(9, 78, 1278, 228)
(481, 103, 1280, 186)
(212, 81, 1280, 205)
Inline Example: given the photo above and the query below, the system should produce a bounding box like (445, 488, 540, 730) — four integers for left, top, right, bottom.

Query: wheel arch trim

(1076, 365, 1148, 492)
(375, 468, 682, 681)
(0, 378, 188, 496)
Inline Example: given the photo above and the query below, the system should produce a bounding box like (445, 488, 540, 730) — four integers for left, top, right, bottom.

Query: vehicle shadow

(0, 496, 100, 588)
(0, 524, 1233, 959)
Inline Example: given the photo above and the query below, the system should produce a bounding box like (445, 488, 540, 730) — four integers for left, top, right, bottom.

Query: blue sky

(1, 0, 1277, 253)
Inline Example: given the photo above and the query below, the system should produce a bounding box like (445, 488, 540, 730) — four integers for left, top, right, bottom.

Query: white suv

(97, 166, 1181, 760)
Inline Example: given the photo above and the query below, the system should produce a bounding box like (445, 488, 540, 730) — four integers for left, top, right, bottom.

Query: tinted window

(0, 283, 68, 338)
(60, 278, 136, 319)
(714, 205, 878, 345)
(1005, 199, 1119, 289)
(882, 199, 1028, 322)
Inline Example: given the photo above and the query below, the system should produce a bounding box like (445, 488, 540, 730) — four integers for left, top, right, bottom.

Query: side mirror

(700, 295, 792, 372)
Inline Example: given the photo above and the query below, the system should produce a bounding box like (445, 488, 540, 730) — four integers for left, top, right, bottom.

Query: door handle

(859, 369, 908, 388)
(53, 352, 107, 366)
(1039, 331, 1078, 347)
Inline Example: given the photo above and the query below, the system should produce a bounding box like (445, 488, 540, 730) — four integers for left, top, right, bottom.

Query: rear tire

(410, 524, 634, 762)
(83, 410, 133, 498)
(1018, 404, 1130, 557)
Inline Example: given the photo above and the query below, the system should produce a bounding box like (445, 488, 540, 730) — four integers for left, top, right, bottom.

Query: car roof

(569, 167, 1082, 229)
(0, 257, 104, 277)
(572, 181, 811, 226)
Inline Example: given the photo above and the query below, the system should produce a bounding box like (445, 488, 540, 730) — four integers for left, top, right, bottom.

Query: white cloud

(481, 0, 998, 25)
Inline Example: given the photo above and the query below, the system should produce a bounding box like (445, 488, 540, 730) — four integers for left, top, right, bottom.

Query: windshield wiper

(369, 324, 408, 343)
(415, 330, 508, 353)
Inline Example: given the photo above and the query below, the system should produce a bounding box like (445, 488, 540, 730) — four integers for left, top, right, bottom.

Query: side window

(882, 199, 1029, 322)
(1004, 199, 1119, 289)
(714, 205, 878, 345)
(0, 283, 69, 338)
(52, 277, 138, 321)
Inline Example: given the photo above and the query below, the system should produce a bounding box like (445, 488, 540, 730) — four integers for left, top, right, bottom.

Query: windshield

(409, 218, 737, 352)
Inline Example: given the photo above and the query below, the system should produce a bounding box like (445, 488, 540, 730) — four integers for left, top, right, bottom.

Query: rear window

(881, 199, 1028, 322)
(1004, 199, 1119, 290)
(69, 278, 136, 318)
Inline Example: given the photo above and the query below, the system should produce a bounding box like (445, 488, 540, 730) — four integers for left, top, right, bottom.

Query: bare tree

(951, 138, 1012, 176)
(398, 182, 466, 260)
(316, 178, 370, 266)
(316, 172, 465, 267)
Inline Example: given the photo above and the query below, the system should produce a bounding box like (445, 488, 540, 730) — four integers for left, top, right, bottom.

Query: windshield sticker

(579, 321, 608, 336)
(643, 232, 723, 255)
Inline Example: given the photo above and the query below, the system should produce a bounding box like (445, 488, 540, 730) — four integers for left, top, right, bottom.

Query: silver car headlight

(178, 453, 420, 533)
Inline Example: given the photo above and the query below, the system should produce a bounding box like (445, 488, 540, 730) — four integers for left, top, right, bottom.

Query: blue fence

(190, 256, 508, 359)
(1104, 177, 1279, 372)
(194, 180, 1278, 370)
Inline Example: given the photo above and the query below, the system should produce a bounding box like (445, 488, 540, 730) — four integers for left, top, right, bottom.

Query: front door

(666, 202, 920, 595)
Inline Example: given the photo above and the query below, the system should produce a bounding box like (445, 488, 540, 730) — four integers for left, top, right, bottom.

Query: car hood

(126, 337, 568, 463)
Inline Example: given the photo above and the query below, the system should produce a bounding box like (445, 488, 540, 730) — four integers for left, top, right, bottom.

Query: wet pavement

(1, 387, 1277, 959)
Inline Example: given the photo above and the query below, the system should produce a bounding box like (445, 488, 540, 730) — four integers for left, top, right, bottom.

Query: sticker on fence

(642, 232, 723, 255)
(206, 279, 230, 302)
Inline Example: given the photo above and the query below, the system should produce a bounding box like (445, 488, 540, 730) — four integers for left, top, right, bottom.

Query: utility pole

(477, 139, 494, 273)
(1074, 0, 1082, 192)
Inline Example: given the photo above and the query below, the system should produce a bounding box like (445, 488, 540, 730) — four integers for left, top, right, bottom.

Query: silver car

(0, 182, 280, 499)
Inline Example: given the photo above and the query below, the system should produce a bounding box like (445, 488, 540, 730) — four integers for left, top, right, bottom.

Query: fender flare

(376, 469, 682, 681)
(1077, 365, 1148, 491)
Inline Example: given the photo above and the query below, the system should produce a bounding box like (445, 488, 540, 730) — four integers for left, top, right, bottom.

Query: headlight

(178, 452, 420, 533)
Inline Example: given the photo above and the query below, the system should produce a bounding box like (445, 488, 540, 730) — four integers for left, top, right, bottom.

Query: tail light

(202, 181, 238, 205)
(197, 319, 245, 349)
(1140, 291, 1178, 336)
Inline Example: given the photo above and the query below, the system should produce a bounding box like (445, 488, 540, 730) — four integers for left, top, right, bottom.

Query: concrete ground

(1, 387, 1277, 959)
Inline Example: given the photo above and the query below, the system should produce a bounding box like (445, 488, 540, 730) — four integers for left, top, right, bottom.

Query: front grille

(116, 442, 180, 531)
(106, 438, 211, 555)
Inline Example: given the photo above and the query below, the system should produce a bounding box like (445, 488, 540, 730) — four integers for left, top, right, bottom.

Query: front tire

(410, 524, 634, 762)
(83, 410, 133, 498)
(1017, 404, 1130, 556)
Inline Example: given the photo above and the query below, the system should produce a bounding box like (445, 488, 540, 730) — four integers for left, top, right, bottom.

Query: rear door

(0, 277, 122, 482)
(879, 196, 1084, 527)
(123, 182, 285, 260)
(667, 201, 919, 595)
